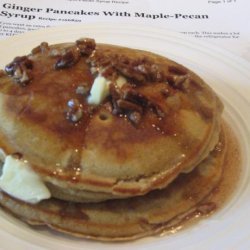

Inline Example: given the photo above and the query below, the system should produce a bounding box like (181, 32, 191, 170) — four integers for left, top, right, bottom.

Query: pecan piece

(116, 99, 143, 113)
(66, 99, 83, 123)
(168, 65, 188, 75)
(76, 38, 96, 56)
(55, 48, 80, 70)
(128, 111, 142, 126)
(171, 75, 189, 90)
(5, 56, 33, 85)
(109, 83, 121, 100)
(109, 84, 123, 115)
(122, 88, 148, 106)
(114, 56, 167, 83)
(150, 103, 165, 118)
(167, 74, 191, 92)
(13, 67, 31, 84)
(31, 42, 49, 55)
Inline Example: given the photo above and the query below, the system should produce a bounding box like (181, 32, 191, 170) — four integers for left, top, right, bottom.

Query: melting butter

(87, 75, 111, 105)
(0, 155, 51, 204)
(87, 74, 127, 105)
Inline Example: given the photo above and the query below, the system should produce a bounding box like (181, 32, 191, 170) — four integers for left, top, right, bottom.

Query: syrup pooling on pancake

(0, 39, 223, 203)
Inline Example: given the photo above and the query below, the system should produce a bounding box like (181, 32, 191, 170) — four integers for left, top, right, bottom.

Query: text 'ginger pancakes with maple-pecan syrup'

(0, 38, 241, 241)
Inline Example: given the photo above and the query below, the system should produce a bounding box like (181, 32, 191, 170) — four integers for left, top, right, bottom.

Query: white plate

(0, 24, 249, 250)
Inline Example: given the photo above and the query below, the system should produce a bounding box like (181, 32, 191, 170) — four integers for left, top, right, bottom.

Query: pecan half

(88, 51, 167, 84)
(122, 88, 148, 106)
(76, 38, 96, 56)
(172, 75, 188, 90)
(109, 84, 166, 125)
(55, 48, 80, 70)
(167, 74, 191, 92)
(116, 99, 143, 113)
(5, 56, 33, 85)
(114, 56, 166, 83)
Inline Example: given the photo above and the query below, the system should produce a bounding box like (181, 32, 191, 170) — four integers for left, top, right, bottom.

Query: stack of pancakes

(0, 38, 226, 241)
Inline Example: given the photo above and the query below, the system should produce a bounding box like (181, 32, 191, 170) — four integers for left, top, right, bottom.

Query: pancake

(0, 127, 227, 241)
(0, 38, 223, 202)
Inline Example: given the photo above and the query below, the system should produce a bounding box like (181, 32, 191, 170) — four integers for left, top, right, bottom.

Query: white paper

(0, 0, 250, 61)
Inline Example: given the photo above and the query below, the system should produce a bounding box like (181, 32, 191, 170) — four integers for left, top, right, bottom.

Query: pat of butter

(88, 75, 111, 105)
(0, 155, 51, 204)
(87, 74, 127, 105)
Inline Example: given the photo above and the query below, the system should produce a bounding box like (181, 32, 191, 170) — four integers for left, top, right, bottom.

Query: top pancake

(0, 39, 223, 201)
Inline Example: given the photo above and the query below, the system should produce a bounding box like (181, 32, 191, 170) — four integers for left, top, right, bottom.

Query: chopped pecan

(66, 99, 83, 123)
(123, 87, 165, 118)
(166, 75, 175, 85)
(88, 52, 167, 84)
(5, 56, 31, 75)
(116, 99, 143, 113)
(189, 79, 203, 91)
(122, 88, 148, 106)
(103, 101, 113, 113)
(76, 38, 96, 56)
(109, 83, 122, 114)
(114, 56, 166, 83)
(168, 65, 187, 75)
(13, 67, 30, 84)
(167, 74, 191, 92)
(102, 66, 118, 80)
(171, 75, 189, 90)
(111, 101, 122, 115)
(109, 83, 121, 100)
(55, 48, 80, 70)
(150, 103, 165, 118)
(31, 42, 49, 55)
(128, 111, 142, 126)
(173, 75, 188, 85)
(68, 98, 80, 109)
(5, 56, 33, 85)
(109, 84, 166, 124)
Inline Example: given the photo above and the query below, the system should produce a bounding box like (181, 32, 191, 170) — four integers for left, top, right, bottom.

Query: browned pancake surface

(0, 128, 228, 241)
(0, 40, 223, 201)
